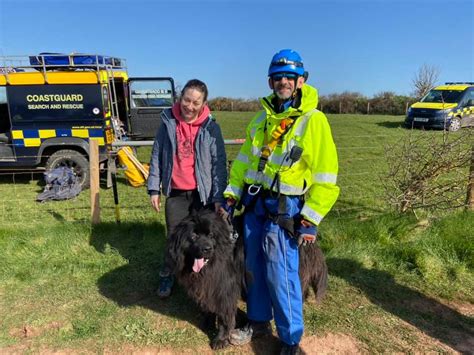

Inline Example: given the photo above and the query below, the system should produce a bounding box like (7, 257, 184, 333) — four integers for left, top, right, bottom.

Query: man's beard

(275, 88, 293, 100)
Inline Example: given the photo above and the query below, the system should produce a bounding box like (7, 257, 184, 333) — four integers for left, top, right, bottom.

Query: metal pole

(111, 139, 246, 147)
(112, 170, 121, 223)
(467, 144, 474, 210)
(90, 139, 100, 224)
(108, 156, 121, 223)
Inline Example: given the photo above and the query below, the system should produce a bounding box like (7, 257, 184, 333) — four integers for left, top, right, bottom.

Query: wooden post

(90, 139, 100, 224)
(467, 144, 474, 210)
(339, 101, 342, 114)
(367, 101, 370, 115)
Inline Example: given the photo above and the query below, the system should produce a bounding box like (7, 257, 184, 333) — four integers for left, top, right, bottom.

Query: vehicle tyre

(448, 117, 461, 132)
(45, 149, 90, 188)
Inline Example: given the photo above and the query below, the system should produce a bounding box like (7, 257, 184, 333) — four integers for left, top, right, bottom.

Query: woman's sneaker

(229, 324, 253, 346)
(157, 275, 174, 298)
(229, 321, 272, 346)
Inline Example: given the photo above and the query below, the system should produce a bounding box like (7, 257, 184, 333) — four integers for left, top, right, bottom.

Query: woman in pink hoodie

(148, 79, 227, 298)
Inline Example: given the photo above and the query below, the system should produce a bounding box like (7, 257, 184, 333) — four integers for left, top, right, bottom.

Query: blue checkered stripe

(12, 128, 105, 147)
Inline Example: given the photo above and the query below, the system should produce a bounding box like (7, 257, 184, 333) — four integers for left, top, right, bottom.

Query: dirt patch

(448, 301, 474, 317)
(8, 321, 64, 339)
(1, 333, 361, 355)
(106, 333, 361, 354)
(390, 316, 473, 354)
(300, 333, 361, 354)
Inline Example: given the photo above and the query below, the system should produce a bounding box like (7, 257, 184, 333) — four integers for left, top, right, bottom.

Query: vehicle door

(127, 77, 176, 140)
(0, 86, 16, 162)
(460, 88, 474, 127)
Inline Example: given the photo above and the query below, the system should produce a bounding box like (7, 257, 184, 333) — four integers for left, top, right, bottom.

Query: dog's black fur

(167, 210, 328, 349)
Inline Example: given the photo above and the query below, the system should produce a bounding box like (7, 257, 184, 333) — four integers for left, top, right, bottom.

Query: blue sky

(0, 0, 472, 99)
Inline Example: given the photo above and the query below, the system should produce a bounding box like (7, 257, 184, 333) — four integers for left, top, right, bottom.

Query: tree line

(208, 91, 417, 115)
(207, 65, 439, 115)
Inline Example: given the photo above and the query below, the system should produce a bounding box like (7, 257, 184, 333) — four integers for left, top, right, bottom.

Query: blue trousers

(243, 195, 303, 345)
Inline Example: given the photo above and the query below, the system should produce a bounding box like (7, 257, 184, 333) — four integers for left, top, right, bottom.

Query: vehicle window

(464, 89, 474, 104)
(421, 89, 463, 104)
(0, 87, 10, 132)
(0, 87, 6, 105)
(129, 81, 173, 108)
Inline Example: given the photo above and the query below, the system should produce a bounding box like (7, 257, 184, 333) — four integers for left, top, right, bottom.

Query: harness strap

(242, 186, 304, 237)
(273, 194, 295, 236)
(257, 117, 296, 173)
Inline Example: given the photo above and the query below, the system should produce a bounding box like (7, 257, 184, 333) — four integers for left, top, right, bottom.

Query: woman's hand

(150, 195, 161, 213)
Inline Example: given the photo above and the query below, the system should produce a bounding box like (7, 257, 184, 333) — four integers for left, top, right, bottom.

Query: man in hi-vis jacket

(223, 49, 339, 355)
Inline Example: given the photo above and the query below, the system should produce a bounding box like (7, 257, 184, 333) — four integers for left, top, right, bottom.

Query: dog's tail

(313, 249, 328, 303)
(300, 243, 328, 303)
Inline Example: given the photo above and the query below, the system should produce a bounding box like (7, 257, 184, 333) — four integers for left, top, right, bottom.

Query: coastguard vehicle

(405, 82, 474, 131)
(0, 53, 175, 187)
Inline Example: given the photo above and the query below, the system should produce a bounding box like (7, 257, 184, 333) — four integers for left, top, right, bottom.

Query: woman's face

(180, 88, 206, 122)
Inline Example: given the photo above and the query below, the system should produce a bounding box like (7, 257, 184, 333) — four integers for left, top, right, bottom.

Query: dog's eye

(191, 233, 198, 241)
(208, 232, 214, 238)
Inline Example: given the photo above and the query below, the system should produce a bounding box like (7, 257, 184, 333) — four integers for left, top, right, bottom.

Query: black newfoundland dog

(167, 210, 328, 349)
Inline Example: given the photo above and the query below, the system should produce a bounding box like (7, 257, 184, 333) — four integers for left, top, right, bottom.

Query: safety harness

(258, 117, 295, 173)
(252, 92, 301, 190)
(245, 106, 305, 237)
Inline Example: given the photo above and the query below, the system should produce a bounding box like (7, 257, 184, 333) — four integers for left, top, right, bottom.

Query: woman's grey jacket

(147, 108, 227, 205)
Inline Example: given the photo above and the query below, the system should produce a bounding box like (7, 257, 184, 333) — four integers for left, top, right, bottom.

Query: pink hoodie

(171, 102, 210, 190)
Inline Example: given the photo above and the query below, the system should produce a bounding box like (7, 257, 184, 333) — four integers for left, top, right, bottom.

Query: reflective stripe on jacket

(224, 83, 339, 225)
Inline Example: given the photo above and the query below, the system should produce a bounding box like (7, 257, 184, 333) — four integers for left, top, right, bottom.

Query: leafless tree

(412, 64, 440, 99)
(174, 83, 183, 99)
(383, 130, 473, 214)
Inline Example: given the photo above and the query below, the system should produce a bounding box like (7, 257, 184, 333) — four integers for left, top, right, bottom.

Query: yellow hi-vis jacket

(224, 83, 339, 226)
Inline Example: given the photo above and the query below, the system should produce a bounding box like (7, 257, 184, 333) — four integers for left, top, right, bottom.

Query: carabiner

(247, 184, 261, 196)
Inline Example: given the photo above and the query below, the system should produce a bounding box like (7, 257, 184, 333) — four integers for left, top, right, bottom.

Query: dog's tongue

(193, 258, 205, 273)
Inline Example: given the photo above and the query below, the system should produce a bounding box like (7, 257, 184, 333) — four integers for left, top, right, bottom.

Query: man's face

(269, 73, 304, 100)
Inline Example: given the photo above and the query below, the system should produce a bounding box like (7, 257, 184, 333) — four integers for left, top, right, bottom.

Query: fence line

(0, 134, 472, 226)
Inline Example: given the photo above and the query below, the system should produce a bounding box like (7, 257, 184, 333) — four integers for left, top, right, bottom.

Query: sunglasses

(271, 73, 299, 81)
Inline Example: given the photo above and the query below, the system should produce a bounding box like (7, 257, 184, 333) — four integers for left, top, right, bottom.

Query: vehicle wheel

(448, 117, 461, 132)
(45, 149, 90, 188)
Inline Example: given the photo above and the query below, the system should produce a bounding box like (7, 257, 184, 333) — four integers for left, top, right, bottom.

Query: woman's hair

(181, 79, 208, 102)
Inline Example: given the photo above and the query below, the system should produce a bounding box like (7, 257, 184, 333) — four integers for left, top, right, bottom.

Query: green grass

(0, 113, 473, 353)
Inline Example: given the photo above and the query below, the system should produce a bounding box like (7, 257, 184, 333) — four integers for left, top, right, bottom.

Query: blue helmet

(268, 49, 305, 77)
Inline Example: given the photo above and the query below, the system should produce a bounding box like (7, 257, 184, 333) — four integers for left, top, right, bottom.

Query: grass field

(0, 113, 473, 353)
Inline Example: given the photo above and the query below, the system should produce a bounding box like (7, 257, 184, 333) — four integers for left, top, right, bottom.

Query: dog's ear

(168, 221, 194, 272)
(208, 213, 234, 249)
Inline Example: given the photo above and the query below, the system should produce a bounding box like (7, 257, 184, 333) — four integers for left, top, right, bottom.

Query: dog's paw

(201, 315, 217, 331)
(211, 337, 230, 350)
